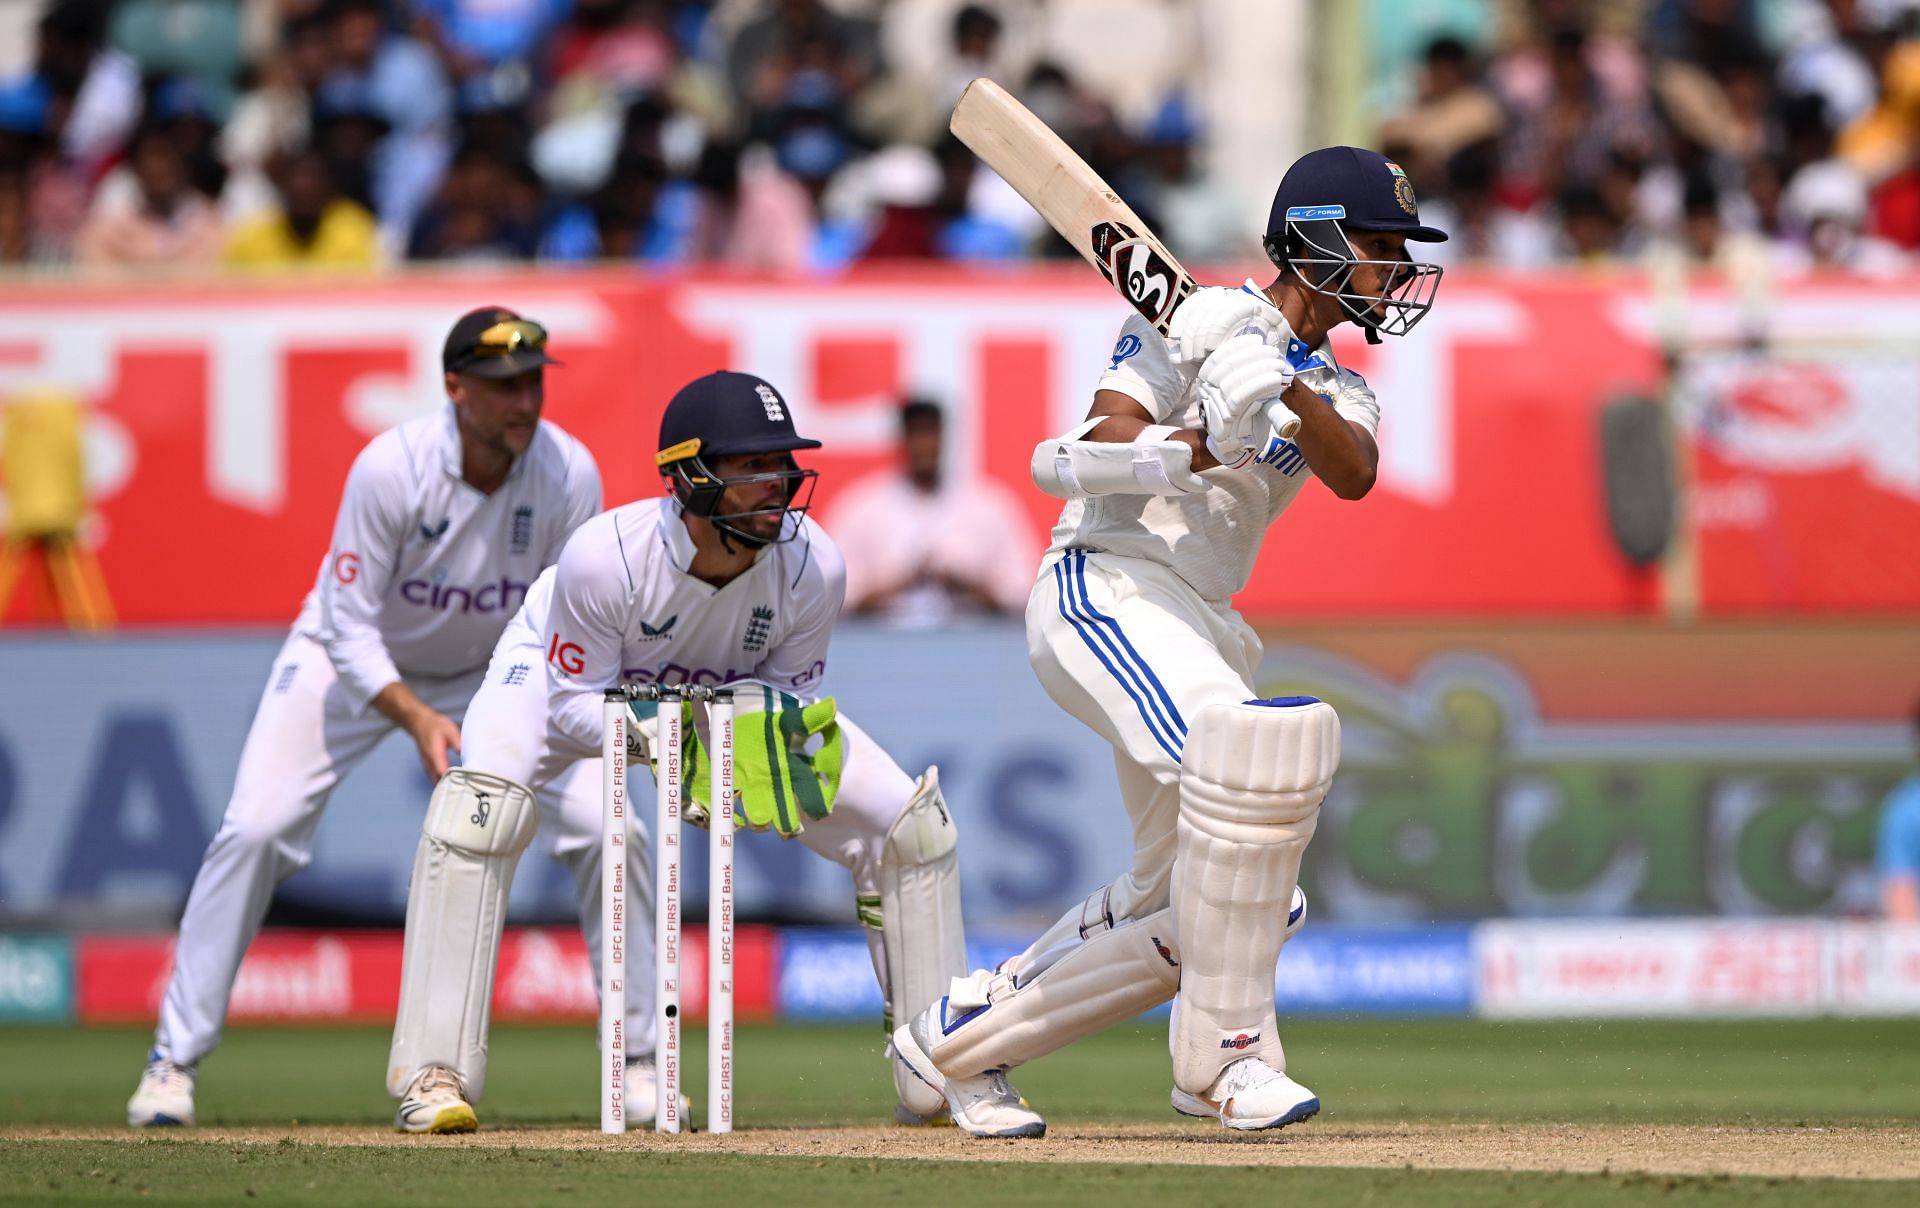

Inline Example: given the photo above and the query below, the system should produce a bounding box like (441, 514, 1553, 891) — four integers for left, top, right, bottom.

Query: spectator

(549, 0, 677, 96)
(33, 0, 143, 175)
(1140, 92, 1248, 264)
(0, 156, 30, 264)
(858, 2, 1009, 146)
(1880, 699, 1920, 923)
(407, 140, 539, 260)
(326, 0, 455, 238)
(0, 75, 79, 264)
(1777, 157, 1907, 273)
(1377, 35, 1505, 190)
(75, 123, 223, 267)
(220, 9, 335, 193)
(540, 147, 675, 260)
(225, 146, 381, 268)
(90, 77, 252, 227)
(823, 398, 1040, 628)
(685, 139, 814, 270)
(730, 0, 878, 125)
(410, 0, 573, 109)
(852, 142, 942, 260)
(1493, 21, 1655, 211)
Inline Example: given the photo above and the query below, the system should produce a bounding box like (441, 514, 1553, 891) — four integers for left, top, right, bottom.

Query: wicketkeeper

(384, 371, 1013, 1131)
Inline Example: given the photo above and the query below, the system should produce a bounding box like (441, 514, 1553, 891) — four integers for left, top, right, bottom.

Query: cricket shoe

(395, 1064, 478, 1134)
(624, 1054, 691, 1127)
(1172, 1057, 1319, 1132)
(892, 1005, 1045, 1139)
(127, 1050, 196, 1127)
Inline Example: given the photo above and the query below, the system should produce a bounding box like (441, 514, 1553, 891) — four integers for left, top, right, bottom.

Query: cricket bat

(949, 77, 1300, 438)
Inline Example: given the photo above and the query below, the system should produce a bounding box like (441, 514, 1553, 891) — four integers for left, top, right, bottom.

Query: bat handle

(1264, 397, 1301, 440)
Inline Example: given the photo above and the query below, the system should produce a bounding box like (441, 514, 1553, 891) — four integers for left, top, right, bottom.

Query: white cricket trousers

(1022, 548, 1262, 955)
(456, 628, 918, 1062)
(155, 632, 484, 1065)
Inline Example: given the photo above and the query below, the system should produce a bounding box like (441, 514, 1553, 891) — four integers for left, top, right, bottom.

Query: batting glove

(1167, 286, 1280, 364)
(1195, 333, 1295, 467)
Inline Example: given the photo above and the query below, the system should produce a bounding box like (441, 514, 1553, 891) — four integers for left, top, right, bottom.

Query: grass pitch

(4, 1018, 1918, 1204)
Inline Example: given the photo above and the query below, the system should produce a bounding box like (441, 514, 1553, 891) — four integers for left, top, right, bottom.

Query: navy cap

(1268, 146, 1448, 242)
(658, 371, 823, 465)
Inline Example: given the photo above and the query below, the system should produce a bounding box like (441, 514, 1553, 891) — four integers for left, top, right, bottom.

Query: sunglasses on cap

(471, 318, 548, 357)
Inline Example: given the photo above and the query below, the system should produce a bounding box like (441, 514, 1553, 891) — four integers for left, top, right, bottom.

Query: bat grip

(1264, 397, 1301, 440)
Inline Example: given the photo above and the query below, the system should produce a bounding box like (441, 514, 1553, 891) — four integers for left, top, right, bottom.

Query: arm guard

(1030, 419, 1208, 500)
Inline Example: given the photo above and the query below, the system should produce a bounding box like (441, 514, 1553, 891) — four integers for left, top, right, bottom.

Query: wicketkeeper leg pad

(1170, 697, 1337, 1095)
(867, 767, 969, 1114)
(387, 769, 539, 1100)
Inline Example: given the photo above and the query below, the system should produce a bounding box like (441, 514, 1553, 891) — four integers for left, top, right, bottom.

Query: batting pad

(387, 769, 538, 1100)
(1171, 697, 1338, 1094)
(925, 911, 1182, 1078)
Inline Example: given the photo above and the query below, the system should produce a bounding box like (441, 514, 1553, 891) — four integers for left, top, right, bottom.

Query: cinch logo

(549, 634, 586, 676)
(622, 664, 752, 686)
(1220, 1032, 1261, 1050)
(398, 577, 530, 614)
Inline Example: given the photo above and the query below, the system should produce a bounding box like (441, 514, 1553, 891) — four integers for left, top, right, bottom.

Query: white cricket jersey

(539, 497, 846, 756)
(1051, 283, 1381, 603)
(293, 404, 602, 710)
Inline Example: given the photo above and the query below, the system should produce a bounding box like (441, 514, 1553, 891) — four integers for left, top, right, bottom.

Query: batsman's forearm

(1083, 411, 1221, 471)
(1286, 384, 1376, 499)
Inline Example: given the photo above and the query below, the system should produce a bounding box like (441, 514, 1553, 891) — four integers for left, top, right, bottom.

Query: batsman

(894, 147, 1445, 1134)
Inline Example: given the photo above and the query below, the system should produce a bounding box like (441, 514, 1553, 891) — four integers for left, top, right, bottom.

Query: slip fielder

(893, 147, 1447, 1134)
(128, 309, 602, 1127)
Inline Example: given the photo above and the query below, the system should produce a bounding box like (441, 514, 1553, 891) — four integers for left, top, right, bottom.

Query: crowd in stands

(0, 0, 1915, 274)
(1381, 0, 1920, 275)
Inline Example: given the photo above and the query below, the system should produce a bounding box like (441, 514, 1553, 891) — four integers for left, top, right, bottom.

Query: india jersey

(540, 498, 847, 756)
(293, 405, 602, 709)
(1049, 285, 1381, 603)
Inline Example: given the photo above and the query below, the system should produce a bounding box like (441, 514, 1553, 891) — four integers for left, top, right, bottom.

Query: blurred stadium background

(2, 0, 1919, 1046)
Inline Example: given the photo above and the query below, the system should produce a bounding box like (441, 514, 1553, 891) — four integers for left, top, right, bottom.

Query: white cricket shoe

(394, 1064, 478, 1134)
(1172, 1057, 1319, 1131)
(892, 1007, 1045, 1138)
(624, 1054, 691, 1127)
(127, 1051, 196, 1127)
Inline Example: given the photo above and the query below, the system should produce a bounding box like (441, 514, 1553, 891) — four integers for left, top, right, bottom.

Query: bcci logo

(756, 384, 785, 422)
(744, 605, 774, 653)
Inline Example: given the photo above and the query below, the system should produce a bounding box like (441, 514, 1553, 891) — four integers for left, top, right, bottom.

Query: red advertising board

(2, 268, 1914, 625)
(75, 927, 777, 1025)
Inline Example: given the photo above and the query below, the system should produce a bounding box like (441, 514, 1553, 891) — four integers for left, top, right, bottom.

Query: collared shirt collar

(656, 497, 782, 580)
(1240, 279, 1335, 374)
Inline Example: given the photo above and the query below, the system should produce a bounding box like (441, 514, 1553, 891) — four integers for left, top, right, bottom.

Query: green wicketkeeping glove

(632, 684, 842, 838)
